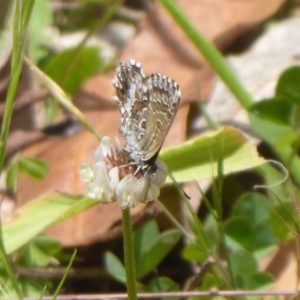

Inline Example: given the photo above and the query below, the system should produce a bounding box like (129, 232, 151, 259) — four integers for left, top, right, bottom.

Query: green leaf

(25, 56, 101, 140)
(249, 108, 300, 184)
(134, 220, 159, 263)
(104, 251, 126, 284)
(18, 157, 49, 180)
(236, 271, 274, 291)
(250, 113, 294, 147)
(270, 201, 295, 242)
(6, 160, 18, 191)
(32, 236, 62, 255)
(276, 66, 300, 106)
(227, 194, 278, 256)
(256, 164, 292, 209)
(200, 273, 223, 291)
(269, 209, 291, 242)
(25, 242, 53, 267)
(181, 243, 207, 263)
(20, 280, 49, 298)
(136, 229, 181, 278)
(249, 98, 292, 125)
(224, 217, 254, 250)
(3, 193, 98, 254)
(233, 193, 270, 225)
(147, 276, 179, 300)
(229, 250, 258, 278)
(203, 214, 220, 252)
(246, 272, 274, 290)
(160, 127, 266, 183)
(44, 46, 101, 95)
(253, 224, 277, 259)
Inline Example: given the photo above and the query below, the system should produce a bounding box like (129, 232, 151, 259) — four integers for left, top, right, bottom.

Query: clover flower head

(80, 136, 167, 209)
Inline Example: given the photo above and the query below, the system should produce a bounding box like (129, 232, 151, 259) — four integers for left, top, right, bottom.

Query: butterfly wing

(136, 73, 181, 163)
(113, 61, 148, 148)
(113, 60, 181, 169)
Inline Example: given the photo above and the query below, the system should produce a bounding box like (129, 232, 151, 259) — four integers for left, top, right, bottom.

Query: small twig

(15, 266, 107, 280)
(23, 289, 300, 300)
(183, 256, 216, 293)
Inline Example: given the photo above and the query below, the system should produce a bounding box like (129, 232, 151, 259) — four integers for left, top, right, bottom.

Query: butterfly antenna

(168, 171, 191, 200)
(156, 165, 190, 200)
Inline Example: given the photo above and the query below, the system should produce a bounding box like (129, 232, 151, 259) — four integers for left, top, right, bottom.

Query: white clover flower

(80, 137, 167, 209)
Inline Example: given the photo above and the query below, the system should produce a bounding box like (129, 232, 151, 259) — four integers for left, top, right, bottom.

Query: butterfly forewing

(113, 60, 181, 173)
(137, 73, 181, 161)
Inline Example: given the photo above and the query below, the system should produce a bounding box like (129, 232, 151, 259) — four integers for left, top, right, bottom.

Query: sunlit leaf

(161, 126, 266, 183)
(3, 193, 97, 254)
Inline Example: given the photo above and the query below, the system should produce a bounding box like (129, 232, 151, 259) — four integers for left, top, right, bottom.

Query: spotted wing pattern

(113, 60, 181, 173)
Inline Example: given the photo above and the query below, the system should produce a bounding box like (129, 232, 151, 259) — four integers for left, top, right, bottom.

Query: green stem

(160, 0, 254, 110)
(52, 249, 77, 300)
(155, 199, 195, 242)
(122, 208, 138, 300)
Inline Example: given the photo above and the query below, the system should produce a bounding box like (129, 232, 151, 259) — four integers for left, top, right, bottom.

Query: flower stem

(122, 208, 138, 300)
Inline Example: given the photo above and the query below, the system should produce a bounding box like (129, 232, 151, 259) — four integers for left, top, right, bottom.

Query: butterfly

(113, 60, 181, 175)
